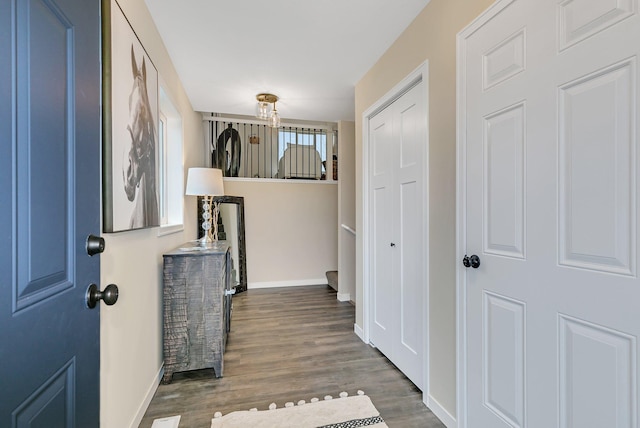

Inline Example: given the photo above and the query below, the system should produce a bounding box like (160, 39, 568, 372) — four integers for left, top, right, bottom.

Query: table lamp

(185, 167, 225, 245)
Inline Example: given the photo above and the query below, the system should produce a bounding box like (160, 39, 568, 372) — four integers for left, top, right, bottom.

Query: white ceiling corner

(145, 0, 431, 123)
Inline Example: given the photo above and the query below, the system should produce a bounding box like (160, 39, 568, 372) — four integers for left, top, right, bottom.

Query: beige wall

(99, 0, 495, 423)
(338, 121, 356, 301)
(100, 3, 338, 424)
(223, 180, 338, 287)
(354, 0, 493, 419)
(99, 0, 203, 427)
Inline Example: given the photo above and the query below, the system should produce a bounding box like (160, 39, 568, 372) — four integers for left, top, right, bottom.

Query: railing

(204, 115, 337, 180)
(341, 224, 356, 235)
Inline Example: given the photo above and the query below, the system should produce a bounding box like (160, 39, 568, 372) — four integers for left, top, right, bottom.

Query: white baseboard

(129, 365, 164, 428)
(248, 279, 327, 289)
(426, 394, 456, 428)
(354, 323, 364, 341)
(337, 292, 351, 302)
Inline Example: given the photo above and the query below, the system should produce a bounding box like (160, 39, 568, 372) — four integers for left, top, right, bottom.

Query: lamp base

(199, 197, 221, 246)
(199, 235, 213, 246)
(198, 236, 225, 250)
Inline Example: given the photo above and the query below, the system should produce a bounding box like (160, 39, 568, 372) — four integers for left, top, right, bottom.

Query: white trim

(427, 394, 457, 428)
(337, 292, 351, 302)
(361, 60, 430, 399)
(420, 65, 431, 401)
(456, 2, 515, 428)
(158, 111, 169, 225)
(202, 114, 336, 131)
(157, 223, 184, 237)
(129, 365, 164, 428)
(354, 323, 364, 341)
(248, 279, 327, 289)
(223, 177, 337, 185)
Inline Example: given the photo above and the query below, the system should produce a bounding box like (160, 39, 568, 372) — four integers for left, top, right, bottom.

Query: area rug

(210, 391, 387, 428)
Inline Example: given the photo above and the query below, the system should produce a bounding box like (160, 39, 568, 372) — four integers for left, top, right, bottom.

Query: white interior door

(459, 0, 640, 427)
(369, 81, 426, 390)
(370, 105, 395, 357)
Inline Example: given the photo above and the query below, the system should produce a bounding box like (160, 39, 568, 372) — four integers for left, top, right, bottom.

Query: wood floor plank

(139, 285, 445, 428)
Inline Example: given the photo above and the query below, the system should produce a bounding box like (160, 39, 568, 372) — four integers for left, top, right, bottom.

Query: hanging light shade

(255, 101, 270, 119)
(255, 93, 278, 120)
(268, 101, 281, 128)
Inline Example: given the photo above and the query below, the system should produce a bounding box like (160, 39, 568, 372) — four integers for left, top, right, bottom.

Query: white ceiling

(145, 0, 431, 123)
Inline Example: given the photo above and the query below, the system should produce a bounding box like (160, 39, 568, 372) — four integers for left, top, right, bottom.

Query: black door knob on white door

(463, 254, 481, 269)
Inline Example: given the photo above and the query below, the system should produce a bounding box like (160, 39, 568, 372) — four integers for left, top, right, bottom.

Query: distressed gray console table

(162, 241, 231, 384)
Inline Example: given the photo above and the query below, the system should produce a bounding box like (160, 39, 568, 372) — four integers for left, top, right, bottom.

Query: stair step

(326, 270, 338, 291)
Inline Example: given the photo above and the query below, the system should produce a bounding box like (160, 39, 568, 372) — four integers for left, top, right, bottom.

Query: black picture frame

(102, 0, 160, 233)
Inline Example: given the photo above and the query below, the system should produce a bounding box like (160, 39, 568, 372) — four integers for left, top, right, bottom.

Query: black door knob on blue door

(463, 255, 481, 269)
(86, 234, 105, 256)
(86, 283, 119, 308)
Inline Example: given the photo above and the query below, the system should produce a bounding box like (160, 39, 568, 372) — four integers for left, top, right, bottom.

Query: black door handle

(86, 234, 105, 256)
(463, 254, 481, 269)
(86, 283, 119, 308)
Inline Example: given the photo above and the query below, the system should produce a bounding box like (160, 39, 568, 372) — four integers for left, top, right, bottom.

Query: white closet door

(369, 82, 425, 389)
(393, 83, 425, 388)
(370, 105, 395, 358)
(461, 0, 640, 426)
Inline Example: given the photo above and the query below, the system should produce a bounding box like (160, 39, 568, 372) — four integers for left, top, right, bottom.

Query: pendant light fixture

(255, 93, 281, 128)
(255, 93, 277, 120)
(255, 101, 270, 119)
(268, 100, 281, 128)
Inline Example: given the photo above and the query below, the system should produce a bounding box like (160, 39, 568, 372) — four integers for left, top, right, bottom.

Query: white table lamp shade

(186, 168, 224, 196)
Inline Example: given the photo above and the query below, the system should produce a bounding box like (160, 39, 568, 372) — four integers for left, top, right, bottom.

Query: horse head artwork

(123, 45, 159, 228)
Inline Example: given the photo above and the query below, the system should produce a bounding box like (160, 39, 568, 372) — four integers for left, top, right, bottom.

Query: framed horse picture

(102, 0, 160, 232)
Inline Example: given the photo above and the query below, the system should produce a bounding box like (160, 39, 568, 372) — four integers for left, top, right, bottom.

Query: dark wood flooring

(139, 285, 445, 427)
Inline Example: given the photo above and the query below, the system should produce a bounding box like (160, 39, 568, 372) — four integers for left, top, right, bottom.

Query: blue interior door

(0, 0, 102, 426)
